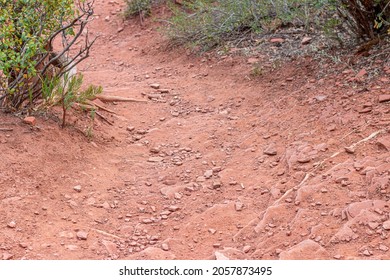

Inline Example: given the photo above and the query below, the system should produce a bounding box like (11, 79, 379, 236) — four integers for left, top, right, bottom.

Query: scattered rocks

(65, 245, 78, 251)
(362, 249, 371, 256)
(204, 170, 213, 179)
(301, 37, 312, 45)
(148, 157, 164, 163)
(378, 94, 390, 103)
(368, 222, 379, 230)
(333, 254, 342, 260)
(150, 83, 160, 89)
(279, 240, 330, 260)
(379, 244, 389, 252)
(23, 116, 36, 126)
(2, 252, 13, 260)
(263, 145, 277, 156)
(356, 69, 367, 79)
(344, 146, 355, 154)
(128, 247, 176, 260)
(247, 58, 259, 64)
(214, 248, 246, 259)
(73, 185, 82, 192)
(212, 181, 222, 189)
(359, 107, 372, 113)
(76, 231, 88, 240)
(161, 243, 170, 251)
(196, 176, 206, 182)
(142, 219, 153, 224)
(270, 38, 284, 44)
(7, 221, 16, 228)
(243, 245, 251, 253)
(297, 157, 311, 163)
(168, 205, 180, 212)
(214, 251, 230, 260)
(314, 95, 327, 102)
(382, 220, 390, 230)
(102, 201, 110, 210)
(162, 178, 177, 186)
(102, 240, 118, 256)
(59, 231, 75, 239)
(235, 201, 244, 211)
(377, 136, 390, 151)
(327, 124, 337, 131)
(150, 147, 160, 154)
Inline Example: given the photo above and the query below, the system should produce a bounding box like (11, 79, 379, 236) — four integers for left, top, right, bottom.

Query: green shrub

(0, 0, 97, 111)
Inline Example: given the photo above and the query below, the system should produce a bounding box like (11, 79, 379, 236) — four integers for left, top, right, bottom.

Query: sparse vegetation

(162, 0, 389, 51)
(42, 73, 102, 128)
(164, 0, 333, 51)
(125, 0, 153, 18)
(125, 0, 165, 19)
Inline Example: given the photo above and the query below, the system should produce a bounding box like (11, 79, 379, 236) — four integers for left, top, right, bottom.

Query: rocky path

(0, 0, 389, 260)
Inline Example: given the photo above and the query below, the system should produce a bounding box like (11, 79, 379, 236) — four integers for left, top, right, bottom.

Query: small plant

(85, 109, 96, 140)
(250, 63, 263, 77)
(125, 0, 153, 18)
(125, 0, 166, 19)
(43, 72, 102, 128)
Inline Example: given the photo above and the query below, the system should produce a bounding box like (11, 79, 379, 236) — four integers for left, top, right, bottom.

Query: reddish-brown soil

(1, 0, 390, 260)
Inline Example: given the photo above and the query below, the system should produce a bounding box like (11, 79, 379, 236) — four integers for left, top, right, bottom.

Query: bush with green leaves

(0, 0, 97, 111)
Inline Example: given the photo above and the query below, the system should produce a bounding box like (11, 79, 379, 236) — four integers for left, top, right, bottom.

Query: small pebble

(161, 243, 169, 251)
(76, 231, 88, 240)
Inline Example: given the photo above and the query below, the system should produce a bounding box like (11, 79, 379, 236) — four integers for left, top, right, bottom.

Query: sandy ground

(0, 0, 390, 260)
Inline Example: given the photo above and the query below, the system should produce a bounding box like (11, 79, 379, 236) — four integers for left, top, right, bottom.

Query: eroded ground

(1, 0, 390, 260)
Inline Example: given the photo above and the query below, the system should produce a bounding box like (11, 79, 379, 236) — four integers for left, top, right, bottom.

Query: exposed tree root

(95, 95, 147, 103)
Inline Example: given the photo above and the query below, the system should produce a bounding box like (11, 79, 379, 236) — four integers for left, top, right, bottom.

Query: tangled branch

(0, 0, 98, 110)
